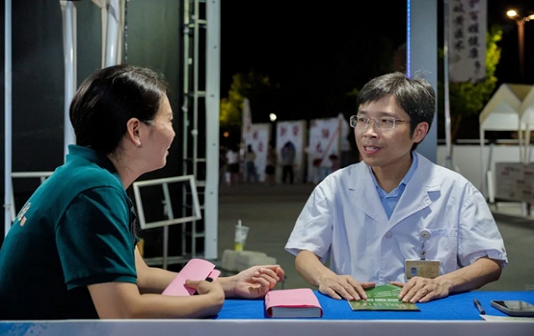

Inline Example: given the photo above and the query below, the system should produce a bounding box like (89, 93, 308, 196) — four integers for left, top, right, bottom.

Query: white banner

(448, 0, 486, 82)
(338, 113, 351, 152)
(241, 98, 252, 136)
(243, 123, 270, 182)
(276, 120, 306, 183)
(307, 118, 341, 183)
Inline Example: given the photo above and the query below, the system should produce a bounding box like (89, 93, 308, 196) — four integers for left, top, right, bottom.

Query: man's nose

(363, 119, 378, 137)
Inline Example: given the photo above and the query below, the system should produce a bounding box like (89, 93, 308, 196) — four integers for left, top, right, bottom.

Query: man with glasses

(285, 72, 507, 304)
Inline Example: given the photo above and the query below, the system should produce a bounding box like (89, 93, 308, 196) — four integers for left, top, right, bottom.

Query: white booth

(519, 86, 534, 164)
(478, 84, 530, 201)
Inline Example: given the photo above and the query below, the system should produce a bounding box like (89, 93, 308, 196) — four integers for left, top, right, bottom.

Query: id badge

(405, 259, 440, 280)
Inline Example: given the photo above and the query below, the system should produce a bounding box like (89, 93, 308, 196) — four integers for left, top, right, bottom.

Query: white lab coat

(285, 152, 508, 284)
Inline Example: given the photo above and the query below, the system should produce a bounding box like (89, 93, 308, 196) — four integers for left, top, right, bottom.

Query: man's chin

(360, 156, 379, 167)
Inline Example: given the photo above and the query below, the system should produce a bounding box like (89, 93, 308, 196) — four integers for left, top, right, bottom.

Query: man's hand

(318, 274, 375, 301)
(226, 265, 285, 299)
(392, 277, 452, 303)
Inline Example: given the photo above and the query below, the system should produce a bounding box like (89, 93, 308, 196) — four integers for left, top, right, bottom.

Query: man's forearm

(295, 250, 336, 286)
(436, 257, 502, 294)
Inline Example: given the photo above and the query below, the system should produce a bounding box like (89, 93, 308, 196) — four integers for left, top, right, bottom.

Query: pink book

(162, 259, 221, 296)
(265, 288, 323, 318)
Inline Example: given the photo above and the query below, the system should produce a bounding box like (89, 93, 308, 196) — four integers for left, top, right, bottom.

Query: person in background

(244, 144, 258, 183)
(219, 146, 228, 184)
(328, 153, 340, 173)
(265, 143, 277, 186)
(281, 141, 296, 184)
(225, 146, 240, 185)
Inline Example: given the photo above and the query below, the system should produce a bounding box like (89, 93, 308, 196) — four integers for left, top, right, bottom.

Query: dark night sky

(220, 0, 534, 126)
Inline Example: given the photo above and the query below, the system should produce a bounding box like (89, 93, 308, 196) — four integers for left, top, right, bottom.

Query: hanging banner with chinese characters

(448, 0, 487, 82)
(241, 98, 253, 136)
(276, 120, 307, 183)
(306, 118, 341, 183)
(243, 123, 271, 182)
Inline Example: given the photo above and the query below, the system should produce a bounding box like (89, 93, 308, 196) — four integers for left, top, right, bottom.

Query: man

(285, 72, 507, 304)
(281, 141, 296, 184)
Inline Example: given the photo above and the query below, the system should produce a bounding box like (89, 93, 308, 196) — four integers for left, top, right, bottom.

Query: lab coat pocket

(425, 228, 458, 275)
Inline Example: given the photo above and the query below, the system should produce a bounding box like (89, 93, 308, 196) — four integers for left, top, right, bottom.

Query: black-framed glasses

(350, 115, 409, 130)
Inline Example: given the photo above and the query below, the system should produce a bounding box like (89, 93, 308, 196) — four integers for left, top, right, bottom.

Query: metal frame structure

(133, 175, 202, 269)
(181, 0, 220, 260)
(4, 0, 12, 238)
(91, 0, 125, 67)
(133, 176, 202, 231)
(3, 1, 221, 262)
(406, 0, 438, 163)
(10, 172, 54, 221)
(204, 0, 220, 260)
(60, 0, 77, 158)
(3, 0, 123, 238)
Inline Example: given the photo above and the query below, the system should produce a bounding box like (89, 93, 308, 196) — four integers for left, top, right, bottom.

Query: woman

(0, 65, 284, 320)
(265, 143, 277, 186)
(244, 144, 258, 183)
(225, 146, 240, 185)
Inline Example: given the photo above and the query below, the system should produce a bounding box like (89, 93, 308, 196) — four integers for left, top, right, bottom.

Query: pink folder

(162, 259, 221, 296)
(265, 288, 323, 317)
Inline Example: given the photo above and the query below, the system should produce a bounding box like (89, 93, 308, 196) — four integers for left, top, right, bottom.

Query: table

(1, 291, 533, 336)
(218, 290, 534, 320)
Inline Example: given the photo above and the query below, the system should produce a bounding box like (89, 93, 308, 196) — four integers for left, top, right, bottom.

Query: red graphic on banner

(280, 126, 287, 137)
(315, 141, 323, 153)
(292, 125, 300, 136)
(322, 129, 329, 139)
(253, 131, 258, 140)
(258, 142, 264, 152)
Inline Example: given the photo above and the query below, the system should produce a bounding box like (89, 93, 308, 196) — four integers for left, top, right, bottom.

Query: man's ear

(126, 118, 142, 147)
(412, 122, 429, 144)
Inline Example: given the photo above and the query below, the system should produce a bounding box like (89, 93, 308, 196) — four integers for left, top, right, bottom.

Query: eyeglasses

(350, 115, 409, 130)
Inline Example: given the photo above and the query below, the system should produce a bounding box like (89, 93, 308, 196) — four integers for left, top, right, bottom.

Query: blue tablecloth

(217, 290, 534, 320)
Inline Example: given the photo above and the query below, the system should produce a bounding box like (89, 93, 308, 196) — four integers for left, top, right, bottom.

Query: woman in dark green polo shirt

(0, 65, 284, 320)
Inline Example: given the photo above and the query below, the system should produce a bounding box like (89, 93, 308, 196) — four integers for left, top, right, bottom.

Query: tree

(438, 25, 502, 141)
(219, 73, 246, 127)
(219, 71, 275, 127)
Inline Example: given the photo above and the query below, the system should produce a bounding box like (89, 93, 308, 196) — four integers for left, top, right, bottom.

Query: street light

(506, 10, 518, 18)
(269, 113, 277, 122)
(507, 9, 534, 82)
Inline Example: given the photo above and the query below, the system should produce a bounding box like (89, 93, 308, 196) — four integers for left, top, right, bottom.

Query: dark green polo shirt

(0, 145, 137, 320)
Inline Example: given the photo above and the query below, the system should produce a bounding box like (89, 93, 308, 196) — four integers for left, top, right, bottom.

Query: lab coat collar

(348, 152, 440, 225)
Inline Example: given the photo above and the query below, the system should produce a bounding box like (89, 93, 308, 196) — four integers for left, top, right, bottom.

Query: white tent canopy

(479, 84, 530, 131)
(520, 86, 534, 125)
(479, 83, 532, 198)
(519, 86, 534, 163)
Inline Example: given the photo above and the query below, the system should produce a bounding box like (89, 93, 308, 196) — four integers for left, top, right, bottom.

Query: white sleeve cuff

(285, 243, 328, 263)
(462, 250, 508, 268)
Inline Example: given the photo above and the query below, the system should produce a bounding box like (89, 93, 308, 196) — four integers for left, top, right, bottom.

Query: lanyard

(419, 229, 431, 260)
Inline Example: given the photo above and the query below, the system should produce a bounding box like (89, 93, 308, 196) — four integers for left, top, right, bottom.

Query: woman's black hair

(70, 64, 168, 155)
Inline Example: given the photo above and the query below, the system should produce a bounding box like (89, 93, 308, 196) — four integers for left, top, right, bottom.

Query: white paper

(480, 314, 534, 322)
